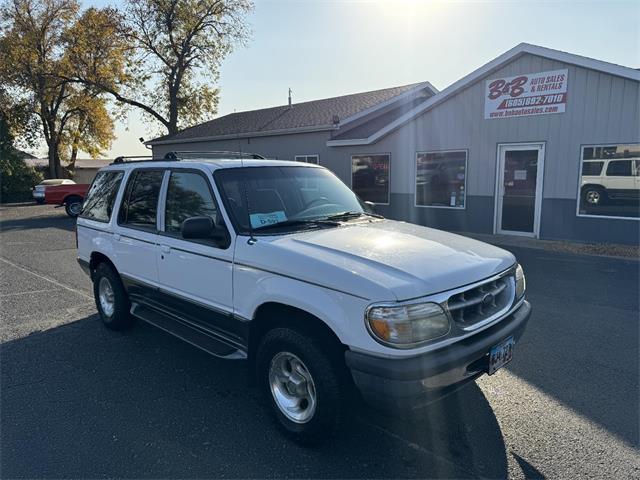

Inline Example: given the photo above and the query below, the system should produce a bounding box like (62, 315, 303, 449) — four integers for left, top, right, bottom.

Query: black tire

(93, 262, 134, 330)
(256, 327, 346, 446)
(65, 195, 83, 217)
(581, 185, 606, 206)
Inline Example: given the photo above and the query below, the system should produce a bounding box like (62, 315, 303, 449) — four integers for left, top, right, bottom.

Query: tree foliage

(65, 0, 253, 135)
(0, 0, 116, 178)
(0, 105, 43, 202)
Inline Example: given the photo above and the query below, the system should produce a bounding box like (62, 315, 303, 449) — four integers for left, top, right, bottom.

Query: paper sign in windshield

(250, 211, 287, 228)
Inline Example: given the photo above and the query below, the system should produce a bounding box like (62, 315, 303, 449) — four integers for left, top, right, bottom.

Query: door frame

(493, 142, 546, 238)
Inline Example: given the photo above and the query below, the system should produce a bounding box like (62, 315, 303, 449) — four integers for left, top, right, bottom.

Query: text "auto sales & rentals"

(484, 69, 568, 119)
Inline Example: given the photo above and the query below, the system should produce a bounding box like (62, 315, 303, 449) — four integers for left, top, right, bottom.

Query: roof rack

(165, 150, 266, 160)
(111, 155, 168, 165)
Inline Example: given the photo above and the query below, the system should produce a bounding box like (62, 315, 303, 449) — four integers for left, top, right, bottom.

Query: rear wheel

(256, 327, 346, 445)
(582, 186, 606, 206)
(93, 262, 133, 330)
(65, 195, 83, 217)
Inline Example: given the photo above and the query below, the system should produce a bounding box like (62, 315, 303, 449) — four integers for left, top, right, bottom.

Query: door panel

(496, 144, 545, 237)
(113, 168, 166, 290)
(157, 240, 234, 317)
(156, 169, 236, 337)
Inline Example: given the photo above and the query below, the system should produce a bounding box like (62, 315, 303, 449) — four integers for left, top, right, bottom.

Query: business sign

(484, 69, 568, 119)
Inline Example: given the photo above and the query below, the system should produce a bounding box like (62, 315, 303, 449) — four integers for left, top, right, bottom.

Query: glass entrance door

(495, 143, 545, 237)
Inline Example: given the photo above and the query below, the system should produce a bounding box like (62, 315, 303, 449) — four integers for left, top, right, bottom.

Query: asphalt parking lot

(1, 204, 638, 479)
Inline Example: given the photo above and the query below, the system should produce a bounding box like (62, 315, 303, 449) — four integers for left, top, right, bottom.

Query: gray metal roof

(150, 83, 429, 144)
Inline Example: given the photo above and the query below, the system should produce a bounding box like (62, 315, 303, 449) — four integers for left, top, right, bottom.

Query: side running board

(131, 303, 247, 360)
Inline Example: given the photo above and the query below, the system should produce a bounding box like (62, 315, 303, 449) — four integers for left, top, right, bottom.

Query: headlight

(366, 302, 450, 348)
(515, 264, 526, 299)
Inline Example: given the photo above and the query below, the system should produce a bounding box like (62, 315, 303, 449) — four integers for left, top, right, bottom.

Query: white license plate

(488, 336, 515, 375)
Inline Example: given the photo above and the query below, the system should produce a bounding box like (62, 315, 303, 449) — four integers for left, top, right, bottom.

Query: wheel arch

(89, 251, 118, 281)
(247, 301, 348, 383)
(63, 193, 83, 205)
(581, 183, 605, 193)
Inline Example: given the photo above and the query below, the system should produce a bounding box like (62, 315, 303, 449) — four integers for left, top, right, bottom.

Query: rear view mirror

(181, 216, 215, 239)
(181, 216, 230, 247)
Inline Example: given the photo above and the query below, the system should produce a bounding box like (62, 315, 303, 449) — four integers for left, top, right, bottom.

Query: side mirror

(181, 216, 215, 239)
(364, 201, 376, 214)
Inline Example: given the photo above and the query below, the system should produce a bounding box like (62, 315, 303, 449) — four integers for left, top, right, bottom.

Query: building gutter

(147, 124, 337, 146)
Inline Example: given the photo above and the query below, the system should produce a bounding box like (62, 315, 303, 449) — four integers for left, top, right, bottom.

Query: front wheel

(65, 195, 83, 217)
(256, 327, 346, 445)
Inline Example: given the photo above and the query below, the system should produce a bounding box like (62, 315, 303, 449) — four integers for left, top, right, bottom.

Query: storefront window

(351, 154, 390, 204)
(415, 150, 467, 208)
(578, 144, 639, 219)
(295, 155, 319, 164)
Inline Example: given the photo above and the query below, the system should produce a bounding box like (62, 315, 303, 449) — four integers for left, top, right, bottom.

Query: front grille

(446, 274, 513, 328)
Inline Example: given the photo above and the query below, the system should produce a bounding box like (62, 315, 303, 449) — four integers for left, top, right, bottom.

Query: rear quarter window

(581, 161, 603, 176)
(80, 171, 124, 222)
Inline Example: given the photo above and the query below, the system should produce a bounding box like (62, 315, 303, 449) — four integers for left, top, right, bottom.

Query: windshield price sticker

(250, 211, 287, 228)
(485, 69, 568, 119)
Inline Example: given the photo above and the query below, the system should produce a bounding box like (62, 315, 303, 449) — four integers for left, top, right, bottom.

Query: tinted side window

(581, 161, 604, 176)
(118, 170, 164, 230)
(80, 171, 124, 222)
(165, 171, 219, 234)
(606, 160, 632, 176)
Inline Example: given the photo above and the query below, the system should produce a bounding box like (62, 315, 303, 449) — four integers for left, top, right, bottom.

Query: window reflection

(578, 144, 639, 218)
(416, 151, 467, 208)
(351, 154, 390, 204)
(165, 172, 219, 234)
(80, 171, 124, 222)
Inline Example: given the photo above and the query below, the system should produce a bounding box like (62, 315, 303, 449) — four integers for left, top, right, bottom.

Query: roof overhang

(147, 81, 439, 147)
(147, 124, 337, 146)
(327, 43, 640, 147)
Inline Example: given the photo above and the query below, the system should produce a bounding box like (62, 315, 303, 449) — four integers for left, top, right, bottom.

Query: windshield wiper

(324, 211, 384, 221)
(253, 218, 340, 231)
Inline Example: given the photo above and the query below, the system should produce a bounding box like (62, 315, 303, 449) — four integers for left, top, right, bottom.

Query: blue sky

(68, 0, 639, 158)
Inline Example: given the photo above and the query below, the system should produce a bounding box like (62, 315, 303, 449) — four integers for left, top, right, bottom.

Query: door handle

(114, 233, 121, 241)
(160, 245, 171, 254)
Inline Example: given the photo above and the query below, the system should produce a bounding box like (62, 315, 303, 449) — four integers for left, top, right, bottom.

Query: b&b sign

(484, 69, 568, 119)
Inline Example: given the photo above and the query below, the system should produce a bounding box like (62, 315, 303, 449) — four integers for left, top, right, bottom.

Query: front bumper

(345, 300, 532, 412)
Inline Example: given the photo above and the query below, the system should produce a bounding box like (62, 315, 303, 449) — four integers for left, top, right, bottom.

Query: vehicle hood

(244, 220, 516, 301)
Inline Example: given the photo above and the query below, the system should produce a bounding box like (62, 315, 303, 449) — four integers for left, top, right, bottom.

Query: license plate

(488, 336, 515, 375)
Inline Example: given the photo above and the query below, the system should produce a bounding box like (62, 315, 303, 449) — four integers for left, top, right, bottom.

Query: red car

(44, 183, 89, 217)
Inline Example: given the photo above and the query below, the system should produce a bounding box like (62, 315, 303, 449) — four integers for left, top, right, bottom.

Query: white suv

(581, 158, 640, 206)
(76, 152, 531, 444)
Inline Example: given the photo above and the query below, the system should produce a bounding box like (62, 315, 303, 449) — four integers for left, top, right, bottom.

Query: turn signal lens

(366, 302, 450, 347)
(515, 264, 526, 299)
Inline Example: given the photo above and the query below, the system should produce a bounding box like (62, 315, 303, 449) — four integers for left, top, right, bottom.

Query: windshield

(215, 166, 367, 233)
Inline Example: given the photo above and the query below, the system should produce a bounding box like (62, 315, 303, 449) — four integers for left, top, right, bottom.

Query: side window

(165, 171, 220, 236)
(118, 169, 164, 230)
(80, 171, 124, 222)
(605, 160, 633, 177)
(581, 161, 604, 176)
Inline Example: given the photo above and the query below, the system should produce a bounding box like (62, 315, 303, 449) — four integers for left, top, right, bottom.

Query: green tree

(64, 0, 253, 136)
(0, 102, 42, 202)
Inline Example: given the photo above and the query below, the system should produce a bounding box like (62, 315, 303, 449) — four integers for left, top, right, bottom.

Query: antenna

(234, 111, 256, 245)
(288, 87, 292, 108)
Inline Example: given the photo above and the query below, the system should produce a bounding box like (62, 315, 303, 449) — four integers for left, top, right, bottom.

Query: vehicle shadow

(0, 211, 75, 233)
(504, 246, 640, 448)
(1, 315, 508, 479)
